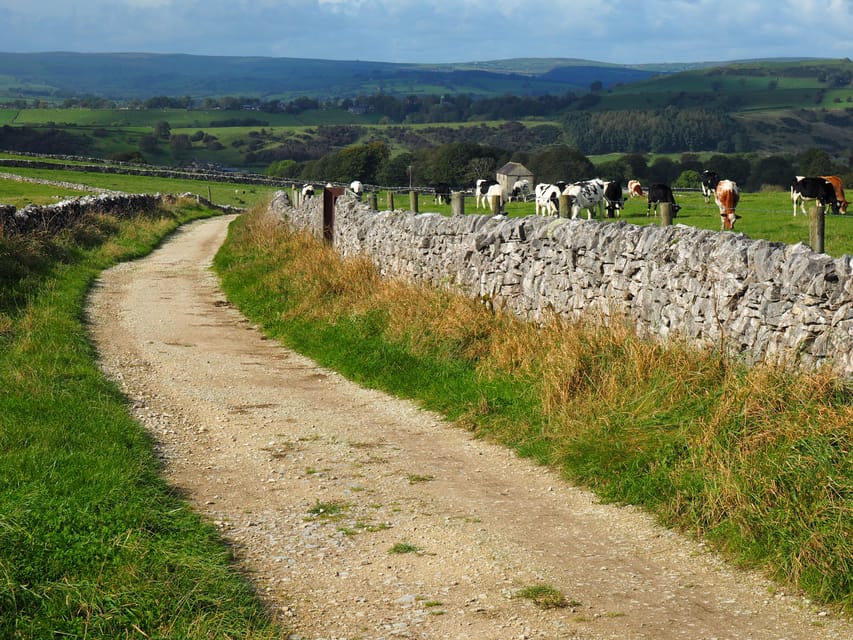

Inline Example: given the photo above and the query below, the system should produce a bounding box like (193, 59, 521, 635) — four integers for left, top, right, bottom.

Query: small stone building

(496, 162, 534, 196)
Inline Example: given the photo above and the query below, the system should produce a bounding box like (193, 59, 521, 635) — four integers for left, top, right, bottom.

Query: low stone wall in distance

(271, 191, 853, 378)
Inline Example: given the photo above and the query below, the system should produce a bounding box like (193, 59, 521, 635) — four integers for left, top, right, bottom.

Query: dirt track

(87, 214, 853, 640)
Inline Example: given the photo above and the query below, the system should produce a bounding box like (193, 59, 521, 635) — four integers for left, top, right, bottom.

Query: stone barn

(496, 162, 534, 199)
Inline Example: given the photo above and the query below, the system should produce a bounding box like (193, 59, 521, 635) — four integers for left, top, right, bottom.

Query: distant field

(2, 107, 379, 128)
(0, 166, 278, 208)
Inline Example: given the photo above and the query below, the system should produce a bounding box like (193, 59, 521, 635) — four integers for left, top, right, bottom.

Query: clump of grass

(215, 205, 853, 612)
(407, 473, 435, 484)
(389, 542, 422, 554)
(514, 584, 573, 609)
(307, 500, 348, 519)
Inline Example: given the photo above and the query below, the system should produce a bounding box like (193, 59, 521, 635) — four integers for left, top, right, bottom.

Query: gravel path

(86, 214, 853, 640)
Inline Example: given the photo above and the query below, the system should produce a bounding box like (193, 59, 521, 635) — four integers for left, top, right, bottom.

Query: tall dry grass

(217, 206, 853, 609)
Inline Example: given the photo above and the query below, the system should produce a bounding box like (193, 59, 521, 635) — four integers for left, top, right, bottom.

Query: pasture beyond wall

(272, 190, 853, 379)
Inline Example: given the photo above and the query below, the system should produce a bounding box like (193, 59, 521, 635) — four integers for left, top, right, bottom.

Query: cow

(482, 181, 507, 215)
(603, 181, 624, 218)
(475, 178, 499, 209)
(563, 178, 607, 220)
(700, 170, 720, 204)
(534, 182, 564, 216)
(714, 179, 740, 230)
(349, 180, 363, 200)
(627, 179, 644, 198)
(791, 177, 839, 216)
(509, 179, 532, 202)
(432, 183, 452, 205)
(647, 183, 681, 217)
(820, 175, 849, 215)
(301, 184, 315, 199)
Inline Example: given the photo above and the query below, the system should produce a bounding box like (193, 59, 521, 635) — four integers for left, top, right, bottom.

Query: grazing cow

(700, 170, 720, 204)
(791, 177, 839, 216)
(432, 182, 452, 205)
(509, 179, 532, 202)
(534, 182, 563, 216)
(820, 175, 849, 215)
(301, 184, 315, 199)
(603, 181, 624, 218)
(349, 180, 363, 200)
(647, 183, 681, 217)
(482, 182, 507, 215)
(627, 179, 644, 198)
(714, 179, 740, 230)
(563, 178, 607, 220)
(475, 178, 499, 209)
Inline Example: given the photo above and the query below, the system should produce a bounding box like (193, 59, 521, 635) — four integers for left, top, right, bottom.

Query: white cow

(349, 180, 363, 200)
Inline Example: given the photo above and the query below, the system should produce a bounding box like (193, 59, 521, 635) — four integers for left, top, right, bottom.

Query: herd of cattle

(298, 173, 848, 231)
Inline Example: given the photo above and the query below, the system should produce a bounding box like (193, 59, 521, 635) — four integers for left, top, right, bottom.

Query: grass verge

(0, 200, 281, 638)
(214, 204, 853, 612)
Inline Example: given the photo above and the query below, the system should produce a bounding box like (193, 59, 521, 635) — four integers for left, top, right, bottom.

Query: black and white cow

(534, 182, 562, 216)
(603, 181, 624, 218)
(509, 179, 532, 202)
(563, 179, 607, 220)
(475, 178, 499, 209)
(301, 184, 315, 199)
(647, 183, 681, 217)
(432, 183, 452, 205)
(349, 180, 363, 200)
(791, 176, 839, 216)
(700, 170, 720, 204)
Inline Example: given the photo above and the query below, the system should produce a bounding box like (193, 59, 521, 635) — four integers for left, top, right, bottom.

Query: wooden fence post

(660, 202, 673, 226)
(387, 191, 395, 211)
(810, 203, 825, 253)
(410, 190, 419, 213)
(451, 191, 465, 216)
(367, 192, 378, 210)
(489, 194, 502, 215)
(558, 194, 570, 218)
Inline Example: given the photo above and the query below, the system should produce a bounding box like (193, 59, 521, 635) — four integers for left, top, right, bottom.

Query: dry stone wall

(271, 190, 853, 378)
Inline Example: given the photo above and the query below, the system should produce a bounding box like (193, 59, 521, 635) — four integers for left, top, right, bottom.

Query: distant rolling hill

(0, 52, 699, 101)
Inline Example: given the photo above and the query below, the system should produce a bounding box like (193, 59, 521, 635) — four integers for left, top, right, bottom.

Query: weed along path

(87, 215, 852, 640)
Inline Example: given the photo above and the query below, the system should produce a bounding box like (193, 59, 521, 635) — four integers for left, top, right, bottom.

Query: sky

(1, 0, 851, 65)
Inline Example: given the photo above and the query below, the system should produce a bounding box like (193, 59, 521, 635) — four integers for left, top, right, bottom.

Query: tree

(153, 121, 171, 139)
(527, 145, 594, 184)
(798, 148, 834, 176)
(138, 134, 159, 154)
(673, 170, 700, 189)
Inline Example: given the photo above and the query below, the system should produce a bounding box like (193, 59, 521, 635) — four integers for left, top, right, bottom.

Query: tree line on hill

(266, 140, 852, 193)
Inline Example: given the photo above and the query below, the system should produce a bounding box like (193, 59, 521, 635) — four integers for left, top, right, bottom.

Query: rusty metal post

(410, 190, 419, 213)
(810, 203, 825, 253)
(451, 191, 465, 216)
(660, 202, 673, 226)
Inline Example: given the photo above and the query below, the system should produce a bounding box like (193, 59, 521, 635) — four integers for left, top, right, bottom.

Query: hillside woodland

(0, 56, 851, 188)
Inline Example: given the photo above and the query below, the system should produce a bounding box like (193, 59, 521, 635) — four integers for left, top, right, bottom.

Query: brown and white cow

(627, 179, 644, 198)
(820, 175, 849, 215)
(714, 179, 740, 230)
